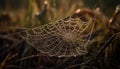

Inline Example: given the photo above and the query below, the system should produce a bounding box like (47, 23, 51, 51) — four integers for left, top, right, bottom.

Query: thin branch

(66, 32, 120, 69)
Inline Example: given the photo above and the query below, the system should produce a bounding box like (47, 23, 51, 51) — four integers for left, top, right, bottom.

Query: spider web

(19, 12, 95, 57)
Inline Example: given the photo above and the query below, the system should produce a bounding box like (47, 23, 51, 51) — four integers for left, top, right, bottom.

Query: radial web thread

(19, 13, 95, 57)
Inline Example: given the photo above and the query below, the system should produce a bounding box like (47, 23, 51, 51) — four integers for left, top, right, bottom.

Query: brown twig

(0, 53, 11, 69)
(109, 5, 120, 24)
(8, 54, 40, 63)
(66, 32, 120, 69)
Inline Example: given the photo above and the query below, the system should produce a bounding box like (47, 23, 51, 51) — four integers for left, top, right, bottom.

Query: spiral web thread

(19, 13, 95, 57)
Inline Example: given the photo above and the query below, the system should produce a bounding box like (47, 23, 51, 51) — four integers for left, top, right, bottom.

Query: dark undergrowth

(0, 0, 120, 69)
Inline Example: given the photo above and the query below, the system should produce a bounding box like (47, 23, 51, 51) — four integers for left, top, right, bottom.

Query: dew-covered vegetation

(0, 0, 120, 69)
